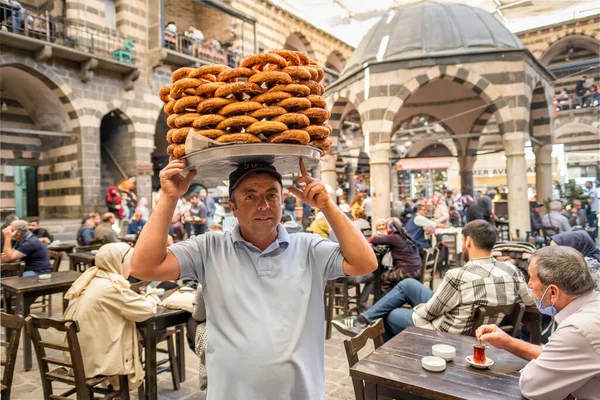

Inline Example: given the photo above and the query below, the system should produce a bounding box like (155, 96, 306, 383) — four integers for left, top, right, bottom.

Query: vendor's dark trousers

(362, 278, 434, 341)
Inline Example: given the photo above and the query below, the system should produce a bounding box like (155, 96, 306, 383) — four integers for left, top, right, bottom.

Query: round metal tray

(183, 143, 322, 187)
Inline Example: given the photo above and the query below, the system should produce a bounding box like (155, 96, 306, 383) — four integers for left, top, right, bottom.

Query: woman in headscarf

(374, 219, 388, 237)
(371, 218, 423, 293)
(106, 186, 123, 219)
(551, 231, 600, 288)
(63, 243, 160, 389)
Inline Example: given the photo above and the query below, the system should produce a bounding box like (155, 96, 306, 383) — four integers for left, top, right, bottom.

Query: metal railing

(163, 32, 242, 67)
(0, 3, 136, 63)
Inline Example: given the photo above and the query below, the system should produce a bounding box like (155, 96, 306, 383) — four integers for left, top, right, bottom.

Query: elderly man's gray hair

(532, 246, 596, 296)
(10, 220, 29, 236)
(549, 200, 563, 212)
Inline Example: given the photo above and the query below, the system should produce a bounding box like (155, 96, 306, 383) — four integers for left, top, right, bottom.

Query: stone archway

(283, 32, 315, 59)
(0, 63, 82, 218)
(325, 50, 346, 72)
(99, 109, 135, 198)
(540, 34, 600, 66)
(152, 111, 170, 191)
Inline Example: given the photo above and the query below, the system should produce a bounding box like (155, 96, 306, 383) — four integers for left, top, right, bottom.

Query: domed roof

(342, 2, 524, 76)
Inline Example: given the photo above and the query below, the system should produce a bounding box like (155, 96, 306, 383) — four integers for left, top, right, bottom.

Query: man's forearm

(2, 237, 18, 261)
(131, 195, 178, 273)
(322, 205, 376, 274)
(504, 336, 542, 361)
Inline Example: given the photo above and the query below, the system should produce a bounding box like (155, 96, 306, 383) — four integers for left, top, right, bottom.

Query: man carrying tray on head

(131, 157, 377, 399)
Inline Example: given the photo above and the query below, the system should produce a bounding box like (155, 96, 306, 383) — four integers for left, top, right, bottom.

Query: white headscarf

(65, 243, 133, 299)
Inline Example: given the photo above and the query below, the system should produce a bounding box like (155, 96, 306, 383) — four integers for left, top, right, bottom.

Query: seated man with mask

(477, 246, 600, 400)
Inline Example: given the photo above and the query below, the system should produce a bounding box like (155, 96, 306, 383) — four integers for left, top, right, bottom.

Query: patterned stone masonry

(0, 0, 352, 219)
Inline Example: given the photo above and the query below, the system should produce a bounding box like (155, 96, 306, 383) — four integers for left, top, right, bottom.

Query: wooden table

(69, 252, 96, 272)
(351, 326, 528, 400)
(136, 293, 190, 400)
(2, 270, 82, 370)
(47, 242, 77, 253)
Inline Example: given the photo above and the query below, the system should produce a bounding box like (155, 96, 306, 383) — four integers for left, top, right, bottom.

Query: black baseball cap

(228, 162, 282, 197)
(531, 202, 543, 208)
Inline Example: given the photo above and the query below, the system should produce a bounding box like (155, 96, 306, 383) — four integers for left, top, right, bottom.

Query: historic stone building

(0, 0, 353, 220)
(324, 2, 555, 237)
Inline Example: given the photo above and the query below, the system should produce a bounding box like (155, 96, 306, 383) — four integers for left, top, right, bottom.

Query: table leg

(62, 289, 69, 312)
(175, 326, 186, 382)
(325, 281, 334, 340)
(144, 323, 158, 400)
(21, 293, 34, 371)
(4, 293, 13, 341)
(364, 382, 378, 400)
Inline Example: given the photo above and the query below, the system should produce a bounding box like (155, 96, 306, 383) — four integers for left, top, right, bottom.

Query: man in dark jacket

(27, 217, 54, 244)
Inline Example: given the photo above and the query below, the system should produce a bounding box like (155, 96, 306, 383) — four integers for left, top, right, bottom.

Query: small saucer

(422, 356, 446, 372)
(38, 274, 52, 280)
(465, 355, 494, 369)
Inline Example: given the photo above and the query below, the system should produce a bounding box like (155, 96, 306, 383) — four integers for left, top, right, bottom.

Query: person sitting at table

(371, 218, 422, 293)
(0, 214, 18, 251)
(406, 204, 447, 253)
(27, 217, 54, 245)
(476, 246, 599, 400)
(551, 230, 600, 288)
(127, 210, 146, 236)
(1, 219, 52, 276)
(77, 215, 96, 246)
(63, 243, 160, 390)
(333, 220, 533, 340)
(542, 200, 571, 235)
(561, 199, 588, 228)
(94, 213, 120, 244)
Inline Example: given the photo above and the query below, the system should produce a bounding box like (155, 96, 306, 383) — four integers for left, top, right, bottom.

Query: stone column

(535, 143, 553, 208)
(321, 154, 338, 202)
(370, 143, 392, 231)
(457, 155, 476, 195)
(503, 132, 531, 238)
(345, 163, 357, 202)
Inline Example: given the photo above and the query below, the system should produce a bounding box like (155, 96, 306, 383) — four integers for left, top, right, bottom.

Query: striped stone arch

(467, 104, 500, 153)
(540, 32, 600, 65)
(326, 87, 363, 153)
(0, 60, 82, 132)
(529, 80, 554, 144)
(283, 32, 315, 59)
(102, 100, 136, 135)
(376, 65, 516, 145)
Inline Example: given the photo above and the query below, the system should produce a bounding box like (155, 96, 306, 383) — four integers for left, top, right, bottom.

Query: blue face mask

(534, 286, 558, 316)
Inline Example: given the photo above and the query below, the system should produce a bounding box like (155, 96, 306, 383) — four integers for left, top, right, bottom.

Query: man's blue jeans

(362, 278, 434, 340)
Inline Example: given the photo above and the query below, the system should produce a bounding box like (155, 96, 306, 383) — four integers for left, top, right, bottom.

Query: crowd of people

(2, 159, 599, 399)
(555, 75, 600, 110)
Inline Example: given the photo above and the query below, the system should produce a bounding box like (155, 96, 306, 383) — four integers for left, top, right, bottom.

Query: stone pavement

(7, 259, 364, 400)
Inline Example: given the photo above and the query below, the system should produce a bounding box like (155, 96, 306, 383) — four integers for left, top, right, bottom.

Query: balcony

(0, 3, 139, 89)
(161, 33, 242, 68)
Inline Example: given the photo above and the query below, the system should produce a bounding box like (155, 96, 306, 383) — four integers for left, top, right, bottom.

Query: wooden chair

(541, 227, 559, 246)
(1, 313, 24, 400)
(1, 262, 24, 313)
(0, 262, 24, 278)
(472, 303, 525, 338)
(137, 328, 181, 395)
(419, 247, 438, 290)
(343, 319, 388, 400)
(25, 315, 130, 400)
(440, 232, 462, 268)
(332, 277, 361, 316)
(48, 250, 63, 273)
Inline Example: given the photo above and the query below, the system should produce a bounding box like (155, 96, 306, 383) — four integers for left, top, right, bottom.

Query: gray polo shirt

(170, 225, 345, 399)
